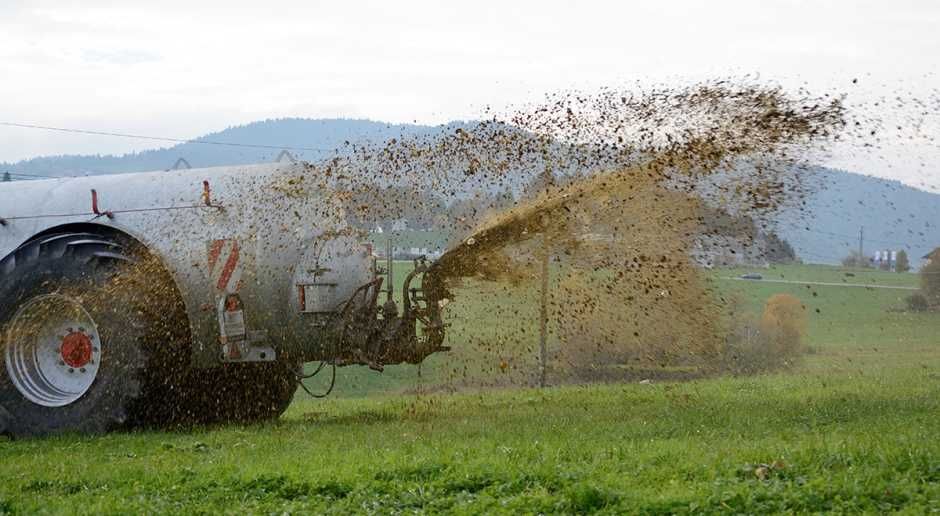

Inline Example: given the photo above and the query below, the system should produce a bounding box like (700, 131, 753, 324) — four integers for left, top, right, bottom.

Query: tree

(763, 231, 797, 264)
(905, 293, 928, 312)
(2, 172, 10, 182)
(841, 250, 872, 268)
(920, 248, 940, 306)
(895, 250, 910, 273)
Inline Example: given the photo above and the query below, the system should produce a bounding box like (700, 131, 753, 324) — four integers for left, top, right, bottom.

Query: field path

(719, 276, 918, 290)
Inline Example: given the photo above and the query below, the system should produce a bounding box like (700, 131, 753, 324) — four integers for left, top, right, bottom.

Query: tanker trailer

(0, 162, 446, 437)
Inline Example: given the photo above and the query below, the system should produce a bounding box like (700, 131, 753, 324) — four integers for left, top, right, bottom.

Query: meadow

(0, 263, 938, 514)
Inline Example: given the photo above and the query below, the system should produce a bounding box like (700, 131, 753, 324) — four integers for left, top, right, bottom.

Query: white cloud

(81, 49, 161, 65)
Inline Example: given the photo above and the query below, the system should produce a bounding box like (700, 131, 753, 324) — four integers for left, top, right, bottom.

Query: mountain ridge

(1, 118, 466, 176)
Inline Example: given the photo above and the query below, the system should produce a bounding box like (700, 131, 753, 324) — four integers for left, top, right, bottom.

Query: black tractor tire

(0, 233, 156, 438)
(0, 232, 297, 435)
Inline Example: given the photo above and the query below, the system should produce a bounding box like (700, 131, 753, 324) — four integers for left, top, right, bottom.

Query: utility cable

(0, 121, 336, 153)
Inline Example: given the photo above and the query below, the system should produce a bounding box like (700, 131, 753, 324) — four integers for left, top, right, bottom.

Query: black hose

(293, 277, 380, 398)
(296, 362, 336, 398)
(296, 360, 327, 379)
(293, 301, 345, 397)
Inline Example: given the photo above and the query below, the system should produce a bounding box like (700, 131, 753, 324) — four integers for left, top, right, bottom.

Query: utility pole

(537, 165, 554, 389)
(539, 242, 549, 388)
(858, 226, 864, 264)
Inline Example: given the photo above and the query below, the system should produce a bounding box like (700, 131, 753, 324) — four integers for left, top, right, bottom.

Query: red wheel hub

(61, 332, 93, 368)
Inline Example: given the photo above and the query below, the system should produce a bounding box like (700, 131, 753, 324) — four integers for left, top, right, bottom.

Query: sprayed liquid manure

(265, 80, 849, 385)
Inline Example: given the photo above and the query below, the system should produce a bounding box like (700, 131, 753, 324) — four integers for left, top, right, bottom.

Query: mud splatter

(271, 80, 847, 385)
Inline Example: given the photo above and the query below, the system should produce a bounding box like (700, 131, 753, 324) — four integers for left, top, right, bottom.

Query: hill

(774, 167, 940, 267)
(0, 118, 455, 176)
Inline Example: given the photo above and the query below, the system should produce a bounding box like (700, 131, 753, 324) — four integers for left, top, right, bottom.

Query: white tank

(0, 162, 445, 436)
(1, 163, 389, 365)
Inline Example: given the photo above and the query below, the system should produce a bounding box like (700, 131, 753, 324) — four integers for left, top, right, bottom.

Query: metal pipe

(91, 189, 113, 219)
(386, 238, 394, 304)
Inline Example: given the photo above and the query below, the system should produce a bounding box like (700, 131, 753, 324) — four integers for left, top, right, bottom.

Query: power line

(780, 224, 925, 248)
(0, 121, 336, 154)
(3, 171, 65, 179)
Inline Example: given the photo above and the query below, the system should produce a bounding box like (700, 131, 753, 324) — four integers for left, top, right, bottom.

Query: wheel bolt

(68, 368, 74, 373)
(80, 368, 86, 373)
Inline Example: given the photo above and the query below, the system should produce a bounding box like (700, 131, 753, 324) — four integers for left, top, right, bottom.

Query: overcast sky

(1, 1, 938, 188)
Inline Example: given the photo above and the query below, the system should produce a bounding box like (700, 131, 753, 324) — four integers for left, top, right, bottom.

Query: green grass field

(1, 264, 939, 514)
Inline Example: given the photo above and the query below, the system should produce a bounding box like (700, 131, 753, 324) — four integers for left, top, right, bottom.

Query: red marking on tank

(207, 240, 225, 271)
(216, 241, 240, 291)
(61, 332, 93, 368)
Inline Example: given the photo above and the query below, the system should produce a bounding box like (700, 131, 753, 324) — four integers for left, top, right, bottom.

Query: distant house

(874, 249, 899, 271)
(922, 247, 940, 265)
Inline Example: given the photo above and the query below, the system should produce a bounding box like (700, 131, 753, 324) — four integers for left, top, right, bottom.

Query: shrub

(551, 263, 723, 382)
(906, 293, 929, 312)
(895, 250, 910, 273)
(723, 294, 807, 373)
(921, 254, 940, 306)
(760, 294, 807, 356)
(841, 250, 872, 268)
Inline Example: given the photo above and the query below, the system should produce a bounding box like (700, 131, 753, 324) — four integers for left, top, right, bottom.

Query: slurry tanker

(0, 163, 446, 437)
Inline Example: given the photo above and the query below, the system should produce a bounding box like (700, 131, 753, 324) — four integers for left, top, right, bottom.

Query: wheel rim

(4, 294, 102, 407)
